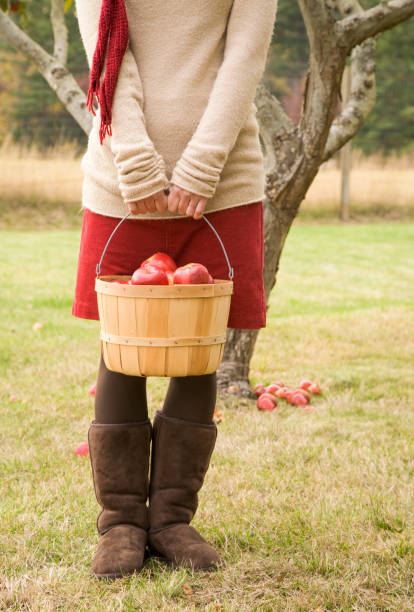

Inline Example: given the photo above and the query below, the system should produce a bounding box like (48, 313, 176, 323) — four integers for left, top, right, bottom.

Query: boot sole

(146, 546, 223, 572)
(91, 547, 155, 581)
(91, 567, 144, 581)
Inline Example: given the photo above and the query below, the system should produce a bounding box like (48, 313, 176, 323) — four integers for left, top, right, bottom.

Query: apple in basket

(130, 264, 169, 285)
(173, 263, 213, 285)
(140, 252, 177, 273)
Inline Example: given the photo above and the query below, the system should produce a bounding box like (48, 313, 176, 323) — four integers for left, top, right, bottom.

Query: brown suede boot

(147, 411, 223, 571)
(87, 419, 152, 580)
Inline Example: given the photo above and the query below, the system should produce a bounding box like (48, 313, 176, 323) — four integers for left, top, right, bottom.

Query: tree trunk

(217, 196, 298, 397)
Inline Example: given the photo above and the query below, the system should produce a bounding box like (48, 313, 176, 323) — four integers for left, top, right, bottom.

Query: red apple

(259, 392, 278, 405)
(290, 392, 308, 406)
(308, 383, 322, 394)
(140, 252, 177, 273)
(75, 442, 89, 457)
(131, 265, 169, 285)
(265, 383, 281, 395)
(275, 386, 289, 399)
(111, 280, 129, 284)
(299, 379, 313, 390)
(173, 263, 210, 285)
(88, 383, 96, 396)
(285, 389, 296, 404)
(257, 396, 276, 412)
(253, 383, 266, 397)
(294, 388, 311, 402)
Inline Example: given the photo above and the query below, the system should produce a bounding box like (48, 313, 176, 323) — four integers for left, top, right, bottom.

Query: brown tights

(94, 353, 216, 425)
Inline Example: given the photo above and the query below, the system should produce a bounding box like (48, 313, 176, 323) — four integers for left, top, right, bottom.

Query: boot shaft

(88, 419, 152, 534)
(149, 411, 217, 531)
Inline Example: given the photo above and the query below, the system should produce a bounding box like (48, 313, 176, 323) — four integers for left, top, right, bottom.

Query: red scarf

(86, 0, 129, 145)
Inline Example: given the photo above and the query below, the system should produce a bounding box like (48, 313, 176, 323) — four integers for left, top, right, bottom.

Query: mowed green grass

(0, 221, 413, 611)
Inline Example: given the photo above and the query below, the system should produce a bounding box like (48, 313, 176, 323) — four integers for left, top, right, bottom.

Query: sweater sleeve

(75, 0, 170, 203)
(171, 0, 278, 199)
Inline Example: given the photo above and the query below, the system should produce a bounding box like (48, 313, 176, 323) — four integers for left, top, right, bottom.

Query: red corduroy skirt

(72, 201, 266, 329)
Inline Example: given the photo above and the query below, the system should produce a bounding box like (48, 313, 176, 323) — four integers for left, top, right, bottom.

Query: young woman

(73, 0, 278, 580)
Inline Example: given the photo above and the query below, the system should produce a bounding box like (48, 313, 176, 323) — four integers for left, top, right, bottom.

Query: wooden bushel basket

(95, 211, 234, 377)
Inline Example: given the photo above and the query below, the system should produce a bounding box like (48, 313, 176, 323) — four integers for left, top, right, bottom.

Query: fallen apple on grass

(290, 392, 309, 406)
(88, 383, 96, 396)
(213, 405, 224, 423)
(285, 389, 296, 404)
(275, 386, 290, 399)
(304, 405, 317, 412)
(75, 442, 89, 457)
(254, 383, 266, 397)
(265, 383, 281, 394)
(297, 389, 311, 402)
(259, 392, 278, 404)
(252, 378, 323, 413)
(257, 395, 276, 411)
(308, 383, 322, 394)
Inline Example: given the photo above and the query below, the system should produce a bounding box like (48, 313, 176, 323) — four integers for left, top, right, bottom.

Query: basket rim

(95, 275, 233, 297)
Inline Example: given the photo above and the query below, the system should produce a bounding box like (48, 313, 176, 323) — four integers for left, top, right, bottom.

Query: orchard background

(1, 0, 414, 609)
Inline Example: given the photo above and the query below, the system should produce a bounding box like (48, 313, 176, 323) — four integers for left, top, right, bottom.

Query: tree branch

(0, 9, 91, 134)
(298, 1, 343, 160)
(255, 82, 303, 203)
(298, 0, 337, 61)
(323, 0, 377, 159)
(51, 0, 68, 65)
(335, 0, 414, 51)
(255, 83, 295, 175)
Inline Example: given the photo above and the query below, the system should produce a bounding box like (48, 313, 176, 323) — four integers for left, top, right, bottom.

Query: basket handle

(95, 210, 235, 280)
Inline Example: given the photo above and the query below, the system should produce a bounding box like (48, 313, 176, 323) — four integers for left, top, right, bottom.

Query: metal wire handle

(95, 210, 235, 280)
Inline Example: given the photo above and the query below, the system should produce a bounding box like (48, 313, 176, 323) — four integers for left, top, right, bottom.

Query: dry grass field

(0, 137, 413, 228)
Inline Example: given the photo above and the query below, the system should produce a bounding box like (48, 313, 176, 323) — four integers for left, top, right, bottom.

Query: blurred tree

(353, 17, 414, 154)
(266, 0, 414, 152)
(0, 0, 88, 150)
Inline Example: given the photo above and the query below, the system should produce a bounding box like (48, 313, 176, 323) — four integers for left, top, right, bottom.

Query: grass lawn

(0, 220, 413, 611)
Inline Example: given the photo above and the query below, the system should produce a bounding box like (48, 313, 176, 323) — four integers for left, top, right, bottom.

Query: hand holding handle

(96, 211, 234, 280)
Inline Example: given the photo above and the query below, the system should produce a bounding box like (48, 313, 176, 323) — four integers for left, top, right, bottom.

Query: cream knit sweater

(75, 0, 278, 220)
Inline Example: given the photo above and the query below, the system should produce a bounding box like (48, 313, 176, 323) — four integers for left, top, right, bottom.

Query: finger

(178, 190, 191, 214)
(185, 197, 198, 217)
(168, 189, 180, 212)
(193, 199, 207, 220)
(155, 191, 168, 213)
(137, 201, 148, 214)
(145, 197, 156, 213)
(128, 202, 139, 215)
